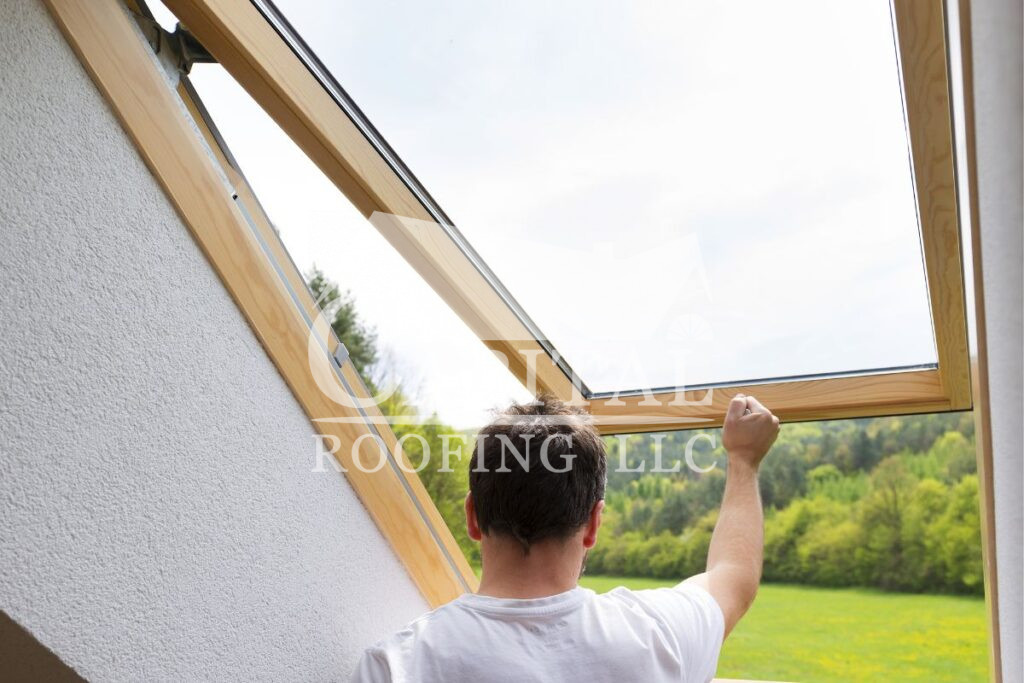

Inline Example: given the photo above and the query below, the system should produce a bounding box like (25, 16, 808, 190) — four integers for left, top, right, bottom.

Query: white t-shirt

(352, 582, 724, 683)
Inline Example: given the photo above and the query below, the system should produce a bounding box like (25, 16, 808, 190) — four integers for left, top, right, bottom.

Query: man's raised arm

(686, 394, 779, 636)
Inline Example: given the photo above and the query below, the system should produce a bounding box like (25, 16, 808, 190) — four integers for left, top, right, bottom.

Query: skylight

(268, 0, 935, 395)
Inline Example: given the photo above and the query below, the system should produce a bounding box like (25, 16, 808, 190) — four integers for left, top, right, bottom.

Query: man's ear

(582, 500, 604, 549)
(465, 491, 482, 541)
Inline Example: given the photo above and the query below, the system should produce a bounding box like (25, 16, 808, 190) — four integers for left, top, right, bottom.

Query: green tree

(798, 519, 864, 586)
(931, 431, 977, 482)
(763, 500, 817, 582)
(852, 430, 881, 471)
(859, 458, 915, 589)
(307, 266, 379, 388)
(758, 441, 808, 509)
(901, 478, 949, 590)
(936, 476, 984, 594)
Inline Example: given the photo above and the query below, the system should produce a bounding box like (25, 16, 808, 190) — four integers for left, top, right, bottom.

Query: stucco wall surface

(0, 0, 428, 680)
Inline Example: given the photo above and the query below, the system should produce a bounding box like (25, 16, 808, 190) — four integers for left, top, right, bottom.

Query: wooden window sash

(44, 0, 477, 606)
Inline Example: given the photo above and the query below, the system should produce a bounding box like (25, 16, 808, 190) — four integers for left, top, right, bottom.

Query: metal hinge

(129, 9, 215, 74)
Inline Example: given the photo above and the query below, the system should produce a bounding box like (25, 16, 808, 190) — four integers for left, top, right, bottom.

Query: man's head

(466, 395, 606, 555)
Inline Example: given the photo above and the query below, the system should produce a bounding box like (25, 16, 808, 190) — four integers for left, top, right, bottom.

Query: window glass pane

(187, 64, 530, 428)
(271, 0, 936, 394)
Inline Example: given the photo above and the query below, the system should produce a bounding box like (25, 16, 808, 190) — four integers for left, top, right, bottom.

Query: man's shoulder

(366, 597, 469, 652)
(353, 600, 470, 681)
(588, 582, 725, 632)
(592, 580, 718, 603)
(587, 580, 703, 605)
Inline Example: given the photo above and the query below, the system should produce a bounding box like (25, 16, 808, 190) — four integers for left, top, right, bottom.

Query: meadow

(579, 576, 989, 682)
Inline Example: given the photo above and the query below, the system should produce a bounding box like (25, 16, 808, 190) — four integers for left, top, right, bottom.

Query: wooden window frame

(155, 0, 971, 435)
(43, 0, 477, 607)
(43, 0, 1001, 678)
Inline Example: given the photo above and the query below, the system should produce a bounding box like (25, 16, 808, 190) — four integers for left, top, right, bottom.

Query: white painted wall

(0, 0, 428, 680)
(967, 0, 1024, 681)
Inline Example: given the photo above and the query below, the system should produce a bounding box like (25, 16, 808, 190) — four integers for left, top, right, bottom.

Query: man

(354, 393, 779, 682)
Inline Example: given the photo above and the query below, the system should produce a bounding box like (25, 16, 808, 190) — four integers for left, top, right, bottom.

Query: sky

(150, 1, 935, 427)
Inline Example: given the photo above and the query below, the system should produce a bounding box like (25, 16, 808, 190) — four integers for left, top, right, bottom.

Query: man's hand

(721, 394, 780, 470)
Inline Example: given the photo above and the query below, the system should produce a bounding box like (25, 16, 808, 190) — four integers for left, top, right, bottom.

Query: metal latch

(332, 342, 350, 368)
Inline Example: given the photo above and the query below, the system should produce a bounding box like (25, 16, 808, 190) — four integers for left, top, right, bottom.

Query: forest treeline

(310, 269, 984, 596)
(587, 413, 982, 595)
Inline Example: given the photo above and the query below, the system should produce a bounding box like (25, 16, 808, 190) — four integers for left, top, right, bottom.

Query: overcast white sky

(154, 1, 936, 428)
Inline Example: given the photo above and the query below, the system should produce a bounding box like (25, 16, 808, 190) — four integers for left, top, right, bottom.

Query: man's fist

(721, 394, 780, 469)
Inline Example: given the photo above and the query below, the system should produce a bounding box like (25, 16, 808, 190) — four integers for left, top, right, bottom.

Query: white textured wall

(0, 1, 427, 680)
(968, 0, 1024, 681)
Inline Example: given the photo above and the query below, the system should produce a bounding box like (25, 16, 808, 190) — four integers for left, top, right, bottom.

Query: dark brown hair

(468, 395, 606, 553)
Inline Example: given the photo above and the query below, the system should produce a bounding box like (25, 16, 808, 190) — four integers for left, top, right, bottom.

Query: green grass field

(579, 576, 989, 682)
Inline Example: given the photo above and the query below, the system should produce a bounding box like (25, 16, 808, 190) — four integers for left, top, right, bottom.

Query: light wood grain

(589, 370, 950, 433)
(893, 0, 972, 411)
(45, 0, 469, 607)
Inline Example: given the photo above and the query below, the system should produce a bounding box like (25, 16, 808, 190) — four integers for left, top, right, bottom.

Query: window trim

(158, 0, 970, 432)
(44, 0, 477, 607)
(892, 0, 972, 410)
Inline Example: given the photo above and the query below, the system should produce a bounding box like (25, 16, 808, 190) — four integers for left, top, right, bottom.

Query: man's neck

(475, 536, 585, 599)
